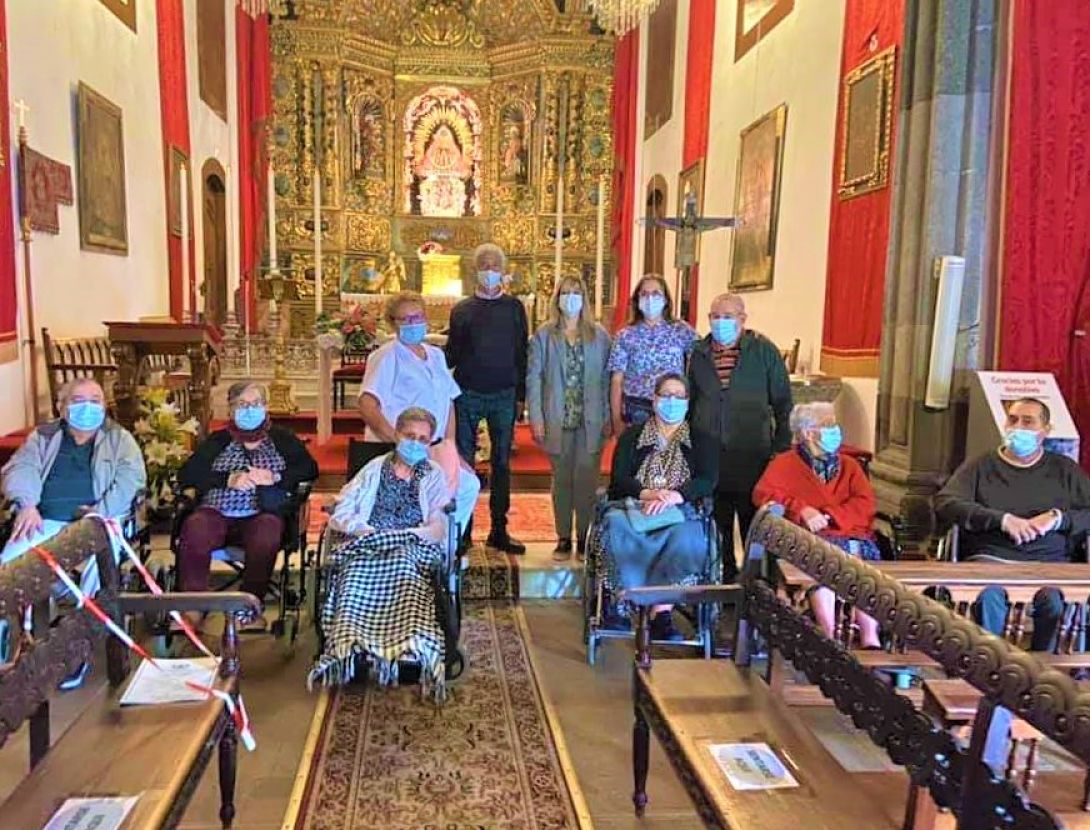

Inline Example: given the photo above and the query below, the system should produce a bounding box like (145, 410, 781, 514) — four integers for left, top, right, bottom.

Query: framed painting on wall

(735, 0, 794, 62)
(168, 146, 190, 237)
(643, 0, 678, 139)
(98, 0, 137, 32)
(77, 83, 129, 255)
(838, 46, 897, 200)
(729, 104, 787, 293)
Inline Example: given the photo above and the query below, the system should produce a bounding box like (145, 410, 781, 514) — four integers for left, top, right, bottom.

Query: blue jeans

(455, 388, 516, 530)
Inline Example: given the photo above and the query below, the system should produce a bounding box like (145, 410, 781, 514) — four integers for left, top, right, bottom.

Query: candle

(267, 162, 277, 272)
(180, 163, 190, 321)
(554, 173, 564, 284)
(313, 168, 322, 318)
(244, 278, 251, 375)
(595, 175, 605, 321)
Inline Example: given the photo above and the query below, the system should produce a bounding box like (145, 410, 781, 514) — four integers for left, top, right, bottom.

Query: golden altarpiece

(223, 0, 616, 393)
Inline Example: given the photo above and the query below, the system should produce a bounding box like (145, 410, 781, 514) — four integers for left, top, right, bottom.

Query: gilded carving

(346, 213, 393, 251)
(402, 0, 485, 49)
(492, 215, 536, 256)
(398, 220, 482, 250)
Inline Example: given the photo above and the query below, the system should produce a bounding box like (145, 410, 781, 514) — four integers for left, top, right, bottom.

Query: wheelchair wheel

(144, 564, 175, 633)
(446, 647, 467, 682)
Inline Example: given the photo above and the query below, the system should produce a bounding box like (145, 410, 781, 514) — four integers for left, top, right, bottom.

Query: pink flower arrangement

(418, 241, 444, 256)
(316, 304, 378, 351)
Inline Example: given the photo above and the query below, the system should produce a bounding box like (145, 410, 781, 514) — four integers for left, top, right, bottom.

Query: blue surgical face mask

(1005, 428, 1041, 458)
(639, 294, 666, 320)
(233, 405, 266, 432)
(710, 317, 740, 346)
(655, 395, 688, 425)
(478, 269, 503, 291)
(396, 438, 429, 466)
(817, 425, 843, 455)
(66, 401, 106, 432)
(559, 293, 583, 317)
(399, 322, 427, 346)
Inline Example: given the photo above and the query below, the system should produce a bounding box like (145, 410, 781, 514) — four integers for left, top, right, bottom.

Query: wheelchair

(310, 438, 466, 683)
(161, 479, 314, 650)
(582, 492, 722, 665)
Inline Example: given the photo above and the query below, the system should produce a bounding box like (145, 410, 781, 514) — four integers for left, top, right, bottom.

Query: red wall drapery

(1000, 0, 1090, 466)
(0, 0, 16, 364)
(819, 0, 905, 377)
(610, 29, 639, 331)
(236, 4, 271, 332)
(155, 0, 193, 322)
(680, 0, 715, 325)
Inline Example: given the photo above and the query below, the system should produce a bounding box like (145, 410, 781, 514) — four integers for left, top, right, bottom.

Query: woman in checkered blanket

(308, 407, 451, 700)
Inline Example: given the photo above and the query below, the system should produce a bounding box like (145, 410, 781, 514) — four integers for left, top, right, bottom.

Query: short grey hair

(395, 406, 437, 437)
(227, 381, 268, 407)
(789, 402, 836, 436)
(57, 377, 104, 408)
(473, 243, 507, 271)
(710, 292, 746, 313)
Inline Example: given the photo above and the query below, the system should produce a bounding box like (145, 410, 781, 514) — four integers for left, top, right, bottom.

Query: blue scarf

(797, 442, 840, 484)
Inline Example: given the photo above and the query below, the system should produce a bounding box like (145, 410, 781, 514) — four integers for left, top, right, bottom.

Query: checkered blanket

(308, 529, 446, 701)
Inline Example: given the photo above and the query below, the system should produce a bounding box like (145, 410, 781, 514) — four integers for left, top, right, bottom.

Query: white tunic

(358, 340, 461, 441)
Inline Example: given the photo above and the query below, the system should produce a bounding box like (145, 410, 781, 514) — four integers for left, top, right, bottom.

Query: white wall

(3, 0, 169, 432)
(636, 0, 690, 296)
(633, 0, 879, 448)
(185, 0, 234, 315)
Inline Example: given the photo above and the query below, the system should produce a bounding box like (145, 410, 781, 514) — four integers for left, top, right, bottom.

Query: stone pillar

(871, 0, 1003, 543)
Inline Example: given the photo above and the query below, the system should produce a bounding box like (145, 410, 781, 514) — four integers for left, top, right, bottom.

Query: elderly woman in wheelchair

(175, 381, 318, 633)
(309, 407, 454, 700)
(752, 402, 881, 648)
(597, 372, 718, 643)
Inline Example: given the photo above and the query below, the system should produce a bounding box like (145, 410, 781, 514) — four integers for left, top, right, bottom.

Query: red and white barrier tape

(31, 518, 256, 751)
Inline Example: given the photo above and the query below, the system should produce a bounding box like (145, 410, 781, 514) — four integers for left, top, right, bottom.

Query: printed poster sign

(706, 742, 799, 791)
(43, 796, 140, 830)
(973, 372, 1079, 462)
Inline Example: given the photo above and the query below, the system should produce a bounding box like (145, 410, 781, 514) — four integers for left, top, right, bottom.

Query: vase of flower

(133, 387, 200, 528)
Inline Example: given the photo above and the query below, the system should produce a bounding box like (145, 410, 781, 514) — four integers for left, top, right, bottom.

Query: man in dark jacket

(446, 243, 529, 554)
(688, 293, 792, 578)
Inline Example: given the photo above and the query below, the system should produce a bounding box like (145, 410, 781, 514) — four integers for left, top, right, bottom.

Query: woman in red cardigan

(752, 402, 881, 648)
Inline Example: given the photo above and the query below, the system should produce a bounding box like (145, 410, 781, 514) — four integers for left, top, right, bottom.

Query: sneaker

(487, 531, 526, 555)
(650, 611, 685, 643)
(552, 539, 573, 561)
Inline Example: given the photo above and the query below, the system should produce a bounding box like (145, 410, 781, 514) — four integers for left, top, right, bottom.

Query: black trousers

(714, 489, 756, 582)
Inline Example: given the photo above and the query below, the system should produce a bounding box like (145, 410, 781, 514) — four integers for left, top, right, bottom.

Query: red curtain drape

(236, 5, 271, 332)
(156, 0, 192, 322)
(610, 29, 639, 331)
(819, 0, 905, 377)
(681, 0, 715, 325)
(0, 0, 16, 364)
(1000, 0, 1090, 466)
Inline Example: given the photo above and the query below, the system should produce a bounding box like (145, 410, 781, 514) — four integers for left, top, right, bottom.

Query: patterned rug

(286, 603, 584, 830)
(471, 491, 556, 542)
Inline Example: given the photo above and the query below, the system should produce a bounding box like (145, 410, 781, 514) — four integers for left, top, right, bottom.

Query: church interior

(2, 0, 1090, 828)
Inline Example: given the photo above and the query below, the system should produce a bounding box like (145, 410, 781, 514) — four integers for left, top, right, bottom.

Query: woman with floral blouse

(607, 275, 698, 437)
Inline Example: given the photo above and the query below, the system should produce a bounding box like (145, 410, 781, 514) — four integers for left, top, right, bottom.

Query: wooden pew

(0, 519, 259, 829)
(745, 507, 1090, 829)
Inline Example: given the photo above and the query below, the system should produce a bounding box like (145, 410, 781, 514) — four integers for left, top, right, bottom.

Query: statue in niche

(500, 106, 529, 185)
(381, 250, 405, 294)
(415, 124, 471, 217)
(350, 98, 385, 179)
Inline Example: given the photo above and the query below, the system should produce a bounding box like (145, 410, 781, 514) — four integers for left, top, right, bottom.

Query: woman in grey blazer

(527, 275, 612, 560)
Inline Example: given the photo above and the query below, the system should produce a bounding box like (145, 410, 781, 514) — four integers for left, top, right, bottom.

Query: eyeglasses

(396, 313, 427, 324)
(235, 401, 265, 411)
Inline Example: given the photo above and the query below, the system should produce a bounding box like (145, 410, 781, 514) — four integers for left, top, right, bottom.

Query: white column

(226, 3, 241, 321)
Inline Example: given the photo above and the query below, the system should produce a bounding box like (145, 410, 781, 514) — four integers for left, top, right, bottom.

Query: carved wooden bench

(743, 507, 1090, 829)
(0, 519, 259, 829)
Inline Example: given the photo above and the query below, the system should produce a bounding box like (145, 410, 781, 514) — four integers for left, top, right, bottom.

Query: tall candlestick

(313, 169, 322, 318)
(595, 175, 606, 321)
(554, 173, 564, 283)
(267, 162, 277, 271)
(180, 163, 190, 322)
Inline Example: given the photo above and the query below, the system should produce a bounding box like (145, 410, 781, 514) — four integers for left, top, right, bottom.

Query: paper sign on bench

(43, 795, 140, 830)
(707, 742, 799, 791)
(119, 658, 216, 706)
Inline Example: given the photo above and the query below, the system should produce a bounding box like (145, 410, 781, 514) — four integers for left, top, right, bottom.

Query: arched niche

(644, 174, 668, 276)
(402, 85, 483, 217)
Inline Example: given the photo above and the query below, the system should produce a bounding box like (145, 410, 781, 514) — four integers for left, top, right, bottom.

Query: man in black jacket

(688, 293, 793, 578)
(446, 243, 529, 554)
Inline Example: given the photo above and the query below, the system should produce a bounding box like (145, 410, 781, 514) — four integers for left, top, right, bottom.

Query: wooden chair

(41, 327, 117, 418)
(331, 344, 371, 411)
(0, 518, 259, 829)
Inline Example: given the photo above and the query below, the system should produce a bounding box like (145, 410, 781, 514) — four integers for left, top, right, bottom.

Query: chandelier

(587, 0, 662, 36)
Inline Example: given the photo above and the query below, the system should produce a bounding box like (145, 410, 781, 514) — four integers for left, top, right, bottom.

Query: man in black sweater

(936, 397, 1090, 650)
(446, 243, 529, 554)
